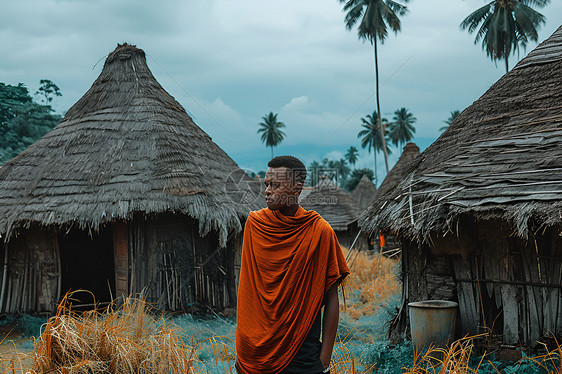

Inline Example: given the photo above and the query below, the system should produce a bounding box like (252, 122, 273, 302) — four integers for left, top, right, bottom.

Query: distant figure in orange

(236, 156, 350, 374)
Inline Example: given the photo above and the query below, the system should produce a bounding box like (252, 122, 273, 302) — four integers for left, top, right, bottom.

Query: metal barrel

(408, 300, 458, 352)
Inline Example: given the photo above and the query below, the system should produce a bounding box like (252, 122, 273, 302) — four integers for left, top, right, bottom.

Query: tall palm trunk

(374, 38, 390, 173)
(505, 50, 509, 73)
(373, 147, 378, 185)
(271, 146, 274, 158)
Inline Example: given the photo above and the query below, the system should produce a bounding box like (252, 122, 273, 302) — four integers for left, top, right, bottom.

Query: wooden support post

(113, 222, 129, 301)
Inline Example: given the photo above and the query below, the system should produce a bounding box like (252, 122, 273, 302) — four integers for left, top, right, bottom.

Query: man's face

(264, 167, 301, 210)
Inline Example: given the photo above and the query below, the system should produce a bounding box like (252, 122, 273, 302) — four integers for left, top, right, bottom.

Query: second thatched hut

(301, 177, 368, 249)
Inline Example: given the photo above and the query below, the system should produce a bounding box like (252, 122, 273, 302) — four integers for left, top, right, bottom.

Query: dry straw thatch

(350, 175, 377, 211)
(360, 26, 562, 241)
(301, 177, 360, 231)
(369, 142, 419, 206)
(0, 43, 261, 246)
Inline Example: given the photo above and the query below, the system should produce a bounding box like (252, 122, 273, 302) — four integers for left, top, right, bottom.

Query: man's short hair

(268, 156, 307, 185)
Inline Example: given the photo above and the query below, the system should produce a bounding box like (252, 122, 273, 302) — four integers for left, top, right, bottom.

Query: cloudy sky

(2, 0, 562, 185)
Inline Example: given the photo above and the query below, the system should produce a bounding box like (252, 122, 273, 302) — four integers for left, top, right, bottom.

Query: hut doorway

(59, 227, 115, 308)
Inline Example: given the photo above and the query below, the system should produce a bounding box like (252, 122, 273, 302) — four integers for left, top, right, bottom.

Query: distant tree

(460, 0, 549, 73)
(358, 110, 391, 184)
(333, 159, 351, 188)
(257, 112, 286, 158)
(346, 168, 375, 191)
(338, 0, 409, 173)
(439, 110, 461, 132)
(389, 107, 416, 152)
(308, 161, 321, 186)
(0, 82, 62, 164)
(35, 79, 62, 104)
(345, 146, 359, 166)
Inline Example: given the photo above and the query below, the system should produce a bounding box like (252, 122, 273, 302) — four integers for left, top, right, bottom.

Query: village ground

(0, 252, 557, 373)
(0, 250, 398, 373)
(0, 329, 35, 372)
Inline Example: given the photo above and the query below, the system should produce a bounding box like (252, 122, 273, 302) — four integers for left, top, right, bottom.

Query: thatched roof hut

(301, 177, 366, 249)
(0, 43, 261, 313)
(351, 175, 377, 211)
(360, 26, 562, 348)
(369, 142, 419, 206)
(363, 143, 419, 253)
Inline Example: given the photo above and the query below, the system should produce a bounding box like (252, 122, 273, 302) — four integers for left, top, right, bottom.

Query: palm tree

(460, 0, 549, 73)
(334, 159, 351, 187)
(357, 110, 391, 184)
(389, 107, 416, 152)
(308, 161, 321, 186)
(257, 112, 286, 158)
(345, 146, 359, 166)
(339, 0, 409, 173)
(439, 110, 461, 132)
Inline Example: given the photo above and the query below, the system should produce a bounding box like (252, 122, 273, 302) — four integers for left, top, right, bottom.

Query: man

(236, 156, 350, 374)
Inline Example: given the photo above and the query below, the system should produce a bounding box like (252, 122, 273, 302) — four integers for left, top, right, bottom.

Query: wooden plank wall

(130, 214, 237, 312)
(390, 221, 562, 347)
(452, 224, 562, 346)
(389, 239, 458, 341)
(0, 227, 60, 313)
(113, 221, 128, 300)
(406, 221, 562, 347)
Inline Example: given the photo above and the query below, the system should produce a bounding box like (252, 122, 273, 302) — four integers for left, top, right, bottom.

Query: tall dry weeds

(30, 292, 197, 374)
(402, 335, 489, 374)
(342, 249, 400, 319)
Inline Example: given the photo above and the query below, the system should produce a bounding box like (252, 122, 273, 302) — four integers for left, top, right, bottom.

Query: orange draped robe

(236, 206, 350, 374)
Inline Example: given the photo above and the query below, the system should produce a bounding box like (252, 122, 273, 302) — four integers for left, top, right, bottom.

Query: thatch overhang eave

(0, 193, 254, 246)
(359, 173, 562, 243)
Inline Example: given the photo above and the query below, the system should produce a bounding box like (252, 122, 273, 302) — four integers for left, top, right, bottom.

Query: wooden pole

(0, 244, 9, 313)
(55, 234, 62, 304)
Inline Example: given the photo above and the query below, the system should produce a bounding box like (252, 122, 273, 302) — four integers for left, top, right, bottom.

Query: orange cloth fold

(236, 206, 350, 374)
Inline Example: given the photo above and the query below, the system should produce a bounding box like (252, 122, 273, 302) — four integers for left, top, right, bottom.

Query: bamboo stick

(0, 245, 9, 313)
(21, 260, 29, 312)
(128, 222, 134, 295)
(11, 275, 19, 314)
(5, 275, 12, 314)
(31, 261, 37, 312)
(55, 234, 62, 304)
(163, 252, 171, 310)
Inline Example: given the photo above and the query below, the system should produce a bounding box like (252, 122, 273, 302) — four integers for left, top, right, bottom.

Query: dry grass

(0, 337, 34, 374)
(29, 292, 197, 374)
(342, 248, 401, 319)
(402, 334, 488, 374)
(522, 339, 562, 373)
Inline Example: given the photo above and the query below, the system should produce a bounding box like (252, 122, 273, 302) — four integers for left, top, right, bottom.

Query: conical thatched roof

(301, 177, 360, 231)
(0, 43, 261, 246)
(369, 143, 419, 204)
(351, 174, 377, 211)
(360, 26, 562, 241)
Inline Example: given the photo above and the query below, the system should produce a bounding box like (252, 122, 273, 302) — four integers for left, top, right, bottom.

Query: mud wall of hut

(394, 218, 562, 347)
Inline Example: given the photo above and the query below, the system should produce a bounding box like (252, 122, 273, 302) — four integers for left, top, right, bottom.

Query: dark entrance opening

(59, 227, 115, 308)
